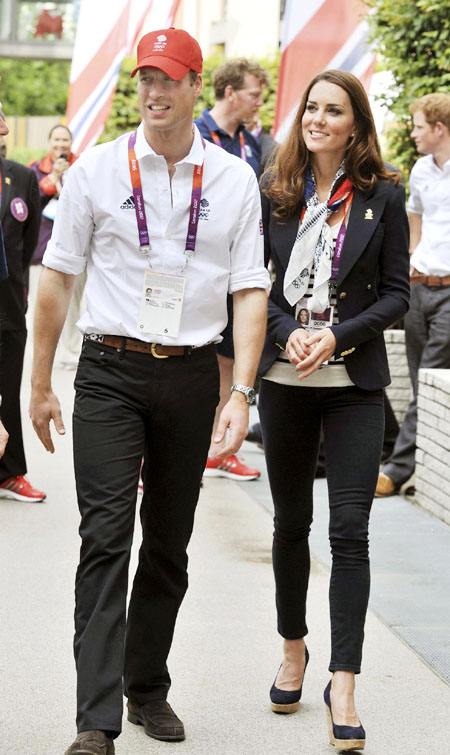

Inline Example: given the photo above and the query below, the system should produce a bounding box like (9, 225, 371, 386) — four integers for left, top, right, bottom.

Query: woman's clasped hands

(286, 327, 337, 380)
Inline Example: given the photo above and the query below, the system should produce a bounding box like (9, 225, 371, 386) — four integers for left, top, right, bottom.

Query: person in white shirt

(29, 28, 268, 755)
(377, 93, 450, 496)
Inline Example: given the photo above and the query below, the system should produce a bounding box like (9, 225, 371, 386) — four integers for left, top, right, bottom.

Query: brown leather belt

(410, 273, 450, 286)
(84, 334, 213, 358)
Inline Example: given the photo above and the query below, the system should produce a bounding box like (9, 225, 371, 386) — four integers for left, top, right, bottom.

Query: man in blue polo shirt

(195, 59, 269, 482)
(195, 58, 268, 176)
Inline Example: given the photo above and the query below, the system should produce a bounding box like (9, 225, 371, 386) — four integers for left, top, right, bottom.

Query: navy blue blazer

(259, 180, 410, 391)
(0, 157, 40, 330)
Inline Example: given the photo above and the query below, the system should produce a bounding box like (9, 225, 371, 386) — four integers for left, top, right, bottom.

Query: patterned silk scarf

(284, 163, 353, 312)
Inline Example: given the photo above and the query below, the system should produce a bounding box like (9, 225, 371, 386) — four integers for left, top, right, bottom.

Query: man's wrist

(230, 384, 256, 404)
(31, 378, 52, 392)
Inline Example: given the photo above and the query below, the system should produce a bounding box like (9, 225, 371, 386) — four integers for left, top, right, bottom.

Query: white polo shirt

(408, 154, 450, 276)
(43, 123, 269, 346)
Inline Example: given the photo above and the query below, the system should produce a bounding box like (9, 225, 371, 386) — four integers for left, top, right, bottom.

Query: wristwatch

(230, 384, 256, 404)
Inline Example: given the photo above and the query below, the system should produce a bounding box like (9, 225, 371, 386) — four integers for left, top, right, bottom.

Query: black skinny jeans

(259, 379, 384, 673)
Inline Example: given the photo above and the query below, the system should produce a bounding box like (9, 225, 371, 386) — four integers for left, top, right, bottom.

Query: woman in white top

(258, 70, 410, 750)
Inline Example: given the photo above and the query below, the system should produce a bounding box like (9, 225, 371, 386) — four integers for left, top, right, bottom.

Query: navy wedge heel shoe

(323, 680, 365, 751)
(270, 646, 309, 713)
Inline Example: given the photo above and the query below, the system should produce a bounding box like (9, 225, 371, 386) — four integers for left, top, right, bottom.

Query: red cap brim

(130, 56, 189, 80)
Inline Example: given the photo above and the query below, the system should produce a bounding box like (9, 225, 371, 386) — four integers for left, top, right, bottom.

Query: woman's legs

(323, 386, 384, 722)
(259, 380, 322, 688)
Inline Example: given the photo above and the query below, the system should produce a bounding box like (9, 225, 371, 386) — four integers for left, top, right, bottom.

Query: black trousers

(259, 380, 384, 674)
(0, 328, 27, 483)
(384, 283, 450, 485)
(72, 340, 219, 735)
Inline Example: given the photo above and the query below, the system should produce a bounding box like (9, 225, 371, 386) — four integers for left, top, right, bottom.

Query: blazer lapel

(0, 159, 14, 223)
(337, 183, 388, 284)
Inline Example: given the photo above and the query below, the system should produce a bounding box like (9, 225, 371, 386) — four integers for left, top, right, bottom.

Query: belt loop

(119, 337, 127, 359)
(183, 346, 192, 361)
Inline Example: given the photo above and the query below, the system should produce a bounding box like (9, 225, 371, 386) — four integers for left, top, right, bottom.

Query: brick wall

(415, 369, 450, 525)
(384, 330, 412, 425)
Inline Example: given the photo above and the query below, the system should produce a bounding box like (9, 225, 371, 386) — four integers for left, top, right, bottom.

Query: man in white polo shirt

(377, 93, 450, 497)
(29, 28, 268, 754)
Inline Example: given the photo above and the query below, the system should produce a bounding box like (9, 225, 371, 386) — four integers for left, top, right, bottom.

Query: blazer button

(339, 291, 347, 299)
(367, 283, 372, 290)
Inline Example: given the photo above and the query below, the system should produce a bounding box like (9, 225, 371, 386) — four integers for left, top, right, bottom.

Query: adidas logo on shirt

(120, 196, 135, 209)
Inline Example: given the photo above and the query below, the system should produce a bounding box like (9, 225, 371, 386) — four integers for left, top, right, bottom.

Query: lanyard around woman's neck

(300, 176, 354, 282)
(127, 130, 206, 270)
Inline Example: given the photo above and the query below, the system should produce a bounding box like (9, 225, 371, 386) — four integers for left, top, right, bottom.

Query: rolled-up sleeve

(43, 161, 93, 275)
(407, 165, 423, 215)
(229, 170, 270, 293)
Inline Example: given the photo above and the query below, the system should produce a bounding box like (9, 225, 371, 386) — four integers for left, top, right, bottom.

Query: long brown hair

(263, 69, 400, 220)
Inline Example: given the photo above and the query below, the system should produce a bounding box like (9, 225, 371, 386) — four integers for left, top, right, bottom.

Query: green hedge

(0, 59, 70, 116)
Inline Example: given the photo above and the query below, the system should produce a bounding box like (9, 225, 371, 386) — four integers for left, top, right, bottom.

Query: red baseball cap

(130, 27, 203, 80)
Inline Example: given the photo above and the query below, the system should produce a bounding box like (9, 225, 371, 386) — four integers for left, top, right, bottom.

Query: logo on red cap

(154, 34, 167, 51)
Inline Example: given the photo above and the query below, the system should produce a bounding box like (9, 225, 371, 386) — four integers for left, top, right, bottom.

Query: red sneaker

(204, 454, 260, 481)
(0, 475, 46, 502)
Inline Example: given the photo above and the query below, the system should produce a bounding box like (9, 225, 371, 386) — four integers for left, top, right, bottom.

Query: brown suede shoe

(127, 700, 185, 741)
(375, 473, 399, 498)
(64, 730, 115, 755)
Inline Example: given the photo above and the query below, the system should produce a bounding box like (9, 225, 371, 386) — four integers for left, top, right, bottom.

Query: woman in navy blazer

(258, 70, 409, 750)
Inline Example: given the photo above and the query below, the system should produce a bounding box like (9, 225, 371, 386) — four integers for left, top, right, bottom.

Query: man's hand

(210, 392, 249, 459)
(29, 388, 66, 453)
(295, 328, 337, 379)
(0, 420, 8, 458)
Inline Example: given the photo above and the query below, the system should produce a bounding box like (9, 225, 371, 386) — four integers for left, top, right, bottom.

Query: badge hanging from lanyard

(127, 130, 205, 338)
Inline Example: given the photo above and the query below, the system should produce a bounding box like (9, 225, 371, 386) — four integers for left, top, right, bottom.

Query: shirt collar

(422, 152, 450, 174)
(134, 122, 205, 166)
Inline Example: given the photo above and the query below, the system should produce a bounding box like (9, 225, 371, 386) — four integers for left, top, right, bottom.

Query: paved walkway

(1, 353, 449, 754)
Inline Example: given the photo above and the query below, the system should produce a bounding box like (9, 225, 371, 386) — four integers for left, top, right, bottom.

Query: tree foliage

(364, 0, 450, 180)
(0, 59, 70, 116)
(99, 51, 280, 143)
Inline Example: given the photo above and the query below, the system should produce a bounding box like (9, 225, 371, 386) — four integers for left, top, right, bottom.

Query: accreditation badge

(137, 270, 186, 338)
(42, 197, 59, 221)
(295, 297, 334, 367)
(295, 297, 334, 332)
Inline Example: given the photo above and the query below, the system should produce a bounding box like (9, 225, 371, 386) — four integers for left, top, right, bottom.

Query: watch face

(248, 389, 256, 404)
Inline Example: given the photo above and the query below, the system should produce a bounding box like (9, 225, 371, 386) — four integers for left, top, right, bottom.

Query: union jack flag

(66, 0, 182, 155)
(275, 0, 376, 141)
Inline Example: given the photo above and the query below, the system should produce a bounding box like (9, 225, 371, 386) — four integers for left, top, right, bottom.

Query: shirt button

(339, 292, 347, 299)
(367, 283, 372, 290)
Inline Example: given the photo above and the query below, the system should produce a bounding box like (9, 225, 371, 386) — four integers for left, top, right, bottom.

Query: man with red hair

(377, 93, 450, 496)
